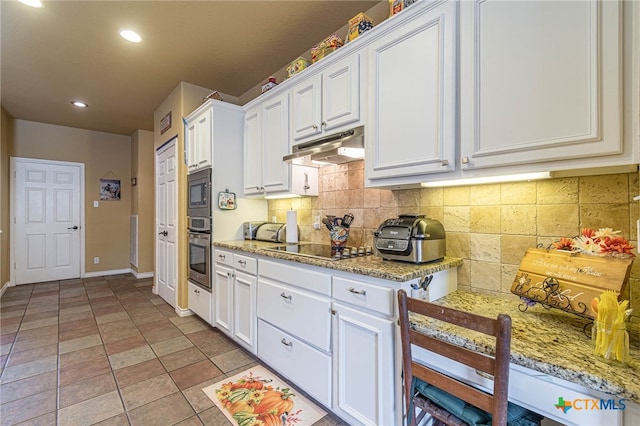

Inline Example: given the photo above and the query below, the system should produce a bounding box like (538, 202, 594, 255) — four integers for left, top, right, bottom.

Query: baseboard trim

(83, 268, 132, 278)
(175, 306, 194, 317)
(132, 271, 154, 279)
(0, 281, 12, 298)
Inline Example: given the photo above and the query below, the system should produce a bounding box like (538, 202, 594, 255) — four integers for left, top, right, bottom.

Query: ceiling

(1, 0, 381, 136)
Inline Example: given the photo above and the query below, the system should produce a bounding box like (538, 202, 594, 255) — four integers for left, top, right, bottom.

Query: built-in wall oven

(187, 167, 212, 290)
(188, 230, 211, 291)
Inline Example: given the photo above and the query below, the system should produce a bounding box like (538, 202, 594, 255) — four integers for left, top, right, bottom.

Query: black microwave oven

(187, 167, 211, 219)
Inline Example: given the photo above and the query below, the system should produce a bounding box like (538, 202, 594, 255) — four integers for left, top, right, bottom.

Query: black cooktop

(265, 243, 370, 260)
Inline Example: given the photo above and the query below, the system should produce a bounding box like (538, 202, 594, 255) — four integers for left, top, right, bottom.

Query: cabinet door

(243, 106, 263, 195)
(332, 302, 396, 426)
(188, 281, 211, 323)
(195, 106, 212, 169)
(366, 1, 457, 183)
(213, 263, 233, 337)
(322, 53, 361, 133)
(185, 118, 198, 172)
(291, 73, 322, 142)
(233, 271, 256, 354)
(459, 0, 621, 169)
(262, 93, 291, 194)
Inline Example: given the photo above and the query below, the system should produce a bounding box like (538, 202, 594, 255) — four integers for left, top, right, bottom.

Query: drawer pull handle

(280, 338, 293, 347)
(348, 287, 366, 296)
(280, 292, 292, 301)
(218, 254, 226, 260)
(237, 260, 247, 266)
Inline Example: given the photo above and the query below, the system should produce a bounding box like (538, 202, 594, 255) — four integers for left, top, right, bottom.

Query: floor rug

(202, 365, 327, 426)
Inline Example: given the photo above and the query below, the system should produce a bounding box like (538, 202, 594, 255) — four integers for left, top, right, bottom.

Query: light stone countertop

(212, 240, 463, 282)
(411, 290, 640, 404)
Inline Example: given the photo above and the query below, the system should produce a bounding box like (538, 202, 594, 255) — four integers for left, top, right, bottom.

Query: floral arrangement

(552, 228, 635, 257)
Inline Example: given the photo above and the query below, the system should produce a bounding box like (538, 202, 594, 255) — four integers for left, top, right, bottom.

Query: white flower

(594, 228, 621, 239)
(572, 236, 604, 254)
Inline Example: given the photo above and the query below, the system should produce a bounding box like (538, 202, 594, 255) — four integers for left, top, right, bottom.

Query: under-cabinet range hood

(283, 126, 364, 167)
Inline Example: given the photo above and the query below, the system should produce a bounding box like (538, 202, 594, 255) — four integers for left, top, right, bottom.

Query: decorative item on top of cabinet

(365, 0, 457, 187)
(243, 93, 318, 197)
(291, 53, 362, 144)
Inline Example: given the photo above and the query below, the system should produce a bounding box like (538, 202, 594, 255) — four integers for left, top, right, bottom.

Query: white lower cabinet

(213, 249, 258, 353)
(332, 302, 395, 426)
(187, 281, 212, 324)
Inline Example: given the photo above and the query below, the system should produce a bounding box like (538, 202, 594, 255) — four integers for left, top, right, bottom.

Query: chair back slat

(409, 329, 496, 375)
(398, 290, 512, 426)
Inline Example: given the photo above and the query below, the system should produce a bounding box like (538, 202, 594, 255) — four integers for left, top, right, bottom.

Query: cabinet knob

(321, 121, 326, 127)
(441, 160, 449, 167)
(312, 124, 318, 130)
(461, 157, 470, 164)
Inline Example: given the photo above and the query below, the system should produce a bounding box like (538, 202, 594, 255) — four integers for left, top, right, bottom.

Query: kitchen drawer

(333, 276, 394, 317)
(258, 319, 331, 408)
(213, 249, 233, 267)
(233, 253, 257, 275)
(413, 346, 623, 426)
(259, 259, 331, 296)
(257, 278, 331, 352)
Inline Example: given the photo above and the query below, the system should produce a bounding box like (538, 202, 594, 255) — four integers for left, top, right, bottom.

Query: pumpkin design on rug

(202, 365, 326, 426)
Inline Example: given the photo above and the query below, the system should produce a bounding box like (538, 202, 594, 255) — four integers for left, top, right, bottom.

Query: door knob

(67, 226, 78, 230)
(158, 231, 168, 236)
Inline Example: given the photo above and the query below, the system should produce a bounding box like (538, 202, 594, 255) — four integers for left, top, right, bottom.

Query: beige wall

(0, 108, 12, 287)
(269, 161, 640, 322)
(11, 119, 132, 273)
(153, 82, 214, 309)
(131, 129, 154, 274)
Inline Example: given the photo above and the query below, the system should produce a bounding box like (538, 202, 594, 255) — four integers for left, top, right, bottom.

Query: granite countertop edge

(411, 291, 640, 404)
(213, 240, 463, 282)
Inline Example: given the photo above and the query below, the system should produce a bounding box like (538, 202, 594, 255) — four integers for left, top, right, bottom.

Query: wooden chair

(397, 290, 512, 426)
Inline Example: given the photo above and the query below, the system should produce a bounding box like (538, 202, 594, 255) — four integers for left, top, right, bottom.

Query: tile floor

(0, 274, 344, 426)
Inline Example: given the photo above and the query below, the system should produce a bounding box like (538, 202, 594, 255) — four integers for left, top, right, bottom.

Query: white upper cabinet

(243, 93, 291, 196)
(244, 93, 319, 197)
(365, 0, 457, 185)
(185, 103, 213, 172)
(291, 54, 362, 144)
(459, 0, 623, 171)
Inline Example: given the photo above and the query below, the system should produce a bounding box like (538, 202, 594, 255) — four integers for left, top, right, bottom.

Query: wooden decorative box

(511, 248, 634, 319)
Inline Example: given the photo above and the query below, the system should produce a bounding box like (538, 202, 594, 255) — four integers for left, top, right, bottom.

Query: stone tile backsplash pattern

(268, 161, 640, 328)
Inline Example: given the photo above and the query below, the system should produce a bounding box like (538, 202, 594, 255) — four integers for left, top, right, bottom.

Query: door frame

(10, 157, 85, 285)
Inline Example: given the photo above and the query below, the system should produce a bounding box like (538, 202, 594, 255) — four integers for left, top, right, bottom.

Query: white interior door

(12, 158, 83, 285)
(155, 139, 178, 307)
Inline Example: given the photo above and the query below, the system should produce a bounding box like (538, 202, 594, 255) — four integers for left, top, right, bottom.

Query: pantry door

(155, 138, 178, 307)
(12, 158, 84, 285)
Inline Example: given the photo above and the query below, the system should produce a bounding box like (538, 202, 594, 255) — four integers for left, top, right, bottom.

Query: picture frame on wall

(100, 178, 121, 201)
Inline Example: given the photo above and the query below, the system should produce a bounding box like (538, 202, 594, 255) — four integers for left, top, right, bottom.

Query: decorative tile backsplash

(268, 160, 640, 324)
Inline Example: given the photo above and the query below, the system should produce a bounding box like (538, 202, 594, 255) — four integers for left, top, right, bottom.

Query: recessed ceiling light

(18, 0, 44, 8)
(120, 29, 142, 43)
(71, 101, 89, 108)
